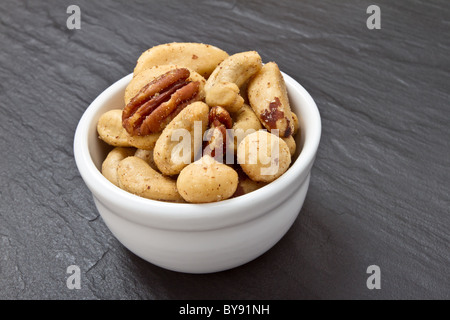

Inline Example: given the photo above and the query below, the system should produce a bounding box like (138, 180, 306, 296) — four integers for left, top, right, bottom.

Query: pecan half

(209, 105, 233, 129)
(122, 68, 201, 135)
(204, 106, 233, 160)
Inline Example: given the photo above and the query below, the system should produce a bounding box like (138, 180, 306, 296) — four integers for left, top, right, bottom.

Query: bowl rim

(74, 71, 321, 231)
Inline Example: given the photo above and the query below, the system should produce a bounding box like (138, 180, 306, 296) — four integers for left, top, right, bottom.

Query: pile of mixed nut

(97, 42, 300, 203)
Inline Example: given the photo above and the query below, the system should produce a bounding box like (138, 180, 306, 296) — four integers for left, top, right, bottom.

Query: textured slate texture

(0, 0, 449, 299)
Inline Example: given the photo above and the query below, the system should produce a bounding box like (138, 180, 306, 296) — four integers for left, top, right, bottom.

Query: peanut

(237, 131, 291, 182)
(177, 155, 238, 203)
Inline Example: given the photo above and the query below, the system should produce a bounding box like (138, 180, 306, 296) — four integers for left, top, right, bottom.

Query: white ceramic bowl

(74, 72, 321, 273)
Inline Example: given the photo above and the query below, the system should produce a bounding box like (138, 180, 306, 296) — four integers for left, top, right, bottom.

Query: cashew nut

(101, 147, 136, 186)
(205, 51, 262, 91)
(97, 109, 160, 150)
(97, 109, 133, 147)
(177, 155, 238, 203)
(117, 156, 184, 202)
(237, 131, 291, 183)
(205, 81, 244, 113)
(204, 51, 262, 113)
(127, 133, 160, 150)
(133, 42, 229, 79)
(153, 101, 209, 175)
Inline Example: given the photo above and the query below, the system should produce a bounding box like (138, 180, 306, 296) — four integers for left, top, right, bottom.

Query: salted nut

(204, 51, 262, 113)
(102, 147, 136, 187)
(177, 155, 238, 203)
(248, 62, 294, 138)
(209, 105, 233, 129)
(205, 81, 244, 113)
(205, 51, 262, 91)
(98, 109, 134, 147)
(97, 42, 303, 202)
(122, 68, 201, 136)
(232, 167, 267, 198)
(282, 135, 297, 157)
(203, 106, 233, 160)
(97, 109, 160, 150)
(133, 42, 229, 79)
(237, 131, 291, 183)
(134, 148, 158, 171)
(117, 156, 185, 202)
(153, 101, 209, 176)
(231, 104, 263, 152)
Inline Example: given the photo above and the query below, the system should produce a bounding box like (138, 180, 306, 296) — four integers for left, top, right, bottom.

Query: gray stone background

(0, 0, 448, 299)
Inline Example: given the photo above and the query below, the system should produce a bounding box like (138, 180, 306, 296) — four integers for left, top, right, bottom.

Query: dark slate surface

(0, 0, 449, 300)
